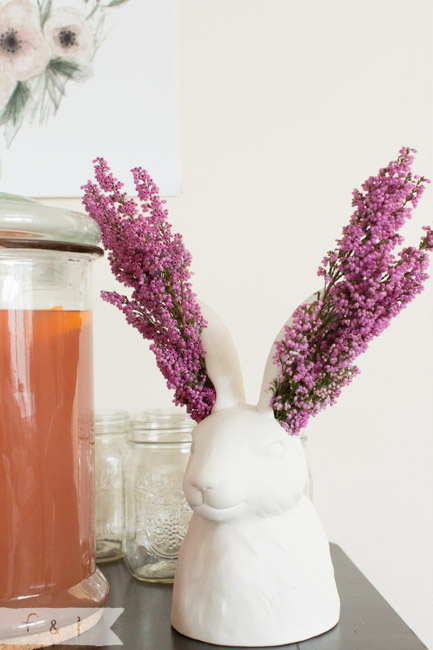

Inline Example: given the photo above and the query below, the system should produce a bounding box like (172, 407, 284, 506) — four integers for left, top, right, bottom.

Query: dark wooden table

(65, 544, 427, 649)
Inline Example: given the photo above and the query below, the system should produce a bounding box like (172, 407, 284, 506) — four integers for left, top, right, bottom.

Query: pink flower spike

(270, 148, 431, 435)
(82, 159, 216, 421)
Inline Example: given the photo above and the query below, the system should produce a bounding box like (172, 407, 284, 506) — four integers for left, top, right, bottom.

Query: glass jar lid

(0, 193, 100, 246)
(129, 409, 194, 444)
(95, 410, 129, 436)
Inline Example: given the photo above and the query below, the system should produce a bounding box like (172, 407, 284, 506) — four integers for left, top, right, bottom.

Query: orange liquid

(0, 310, 95, 602)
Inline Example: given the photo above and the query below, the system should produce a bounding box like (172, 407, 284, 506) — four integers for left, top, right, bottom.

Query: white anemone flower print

(44, 8, 94, 72)
(0, 0, 130, 145)
(0, 0, 50, 124)
(0, 0, 50, 81)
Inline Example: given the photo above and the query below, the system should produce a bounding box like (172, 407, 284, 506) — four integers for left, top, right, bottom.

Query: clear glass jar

(0, 196, 109, 644)
(95, 410, 128, 562)
(123, 409, 194, 583)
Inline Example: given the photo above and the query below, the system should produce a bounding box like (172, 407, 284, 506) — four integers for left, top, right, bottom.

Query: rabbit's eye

(266, 440, 285, 460)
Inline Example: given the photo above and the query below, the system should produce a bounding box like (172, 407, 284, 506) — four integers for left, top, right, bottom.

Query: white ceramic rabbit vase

(171, 302, 340, 647)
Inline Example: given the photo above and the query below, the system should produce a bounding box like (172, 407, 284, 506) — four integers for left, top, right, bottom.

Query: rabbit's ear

(199, 301, 246, 411)
(256, 291, 322, 412)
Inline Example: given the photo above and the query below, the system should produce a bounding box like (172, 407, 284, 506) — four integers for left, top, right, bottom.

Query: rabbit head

(182, 302, 311, 522)
(184, 405, 308, 522)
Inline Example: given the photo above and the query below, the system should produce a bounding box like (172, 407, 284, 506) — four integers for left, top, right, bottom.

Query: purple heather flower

(270, 147, 432, 435)
(83, 149, 431, 437)
(82, 159, 216, 421)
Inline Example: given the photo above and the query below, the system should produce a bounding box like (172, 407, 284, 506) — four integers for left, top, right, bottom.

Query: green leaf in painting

(37, 0, 52, 27)
(48, 57, 81, 79)
(0, 82, 30, 128)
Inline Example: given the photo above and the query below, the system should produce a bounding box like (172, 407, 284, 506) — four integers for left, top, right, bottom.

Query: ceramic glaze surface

(171, 302, 340, 647)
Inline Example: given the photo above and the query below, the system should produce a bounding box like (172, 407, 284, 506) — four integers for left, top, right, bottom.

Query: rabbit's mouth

(193, 501, 247, 521)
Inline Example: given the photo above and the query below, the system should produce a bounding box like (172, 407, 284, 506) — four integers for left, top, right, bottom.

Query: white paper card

(0, 0, 180, 196)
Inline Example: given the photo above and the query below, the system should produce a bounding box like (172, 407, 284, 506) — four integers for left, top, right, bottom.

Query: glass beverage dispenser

(0, 195, 109, 644)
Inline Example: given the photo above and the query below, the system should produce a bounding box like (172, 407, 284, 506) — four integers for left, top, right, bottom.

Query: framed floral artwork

(0, 0, 180, 196)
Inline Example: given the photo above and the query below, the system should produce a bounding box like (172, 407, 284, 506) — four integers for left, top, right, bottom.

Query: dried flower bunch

(83, 148, 432, 434)
(82, 158, 216, 422)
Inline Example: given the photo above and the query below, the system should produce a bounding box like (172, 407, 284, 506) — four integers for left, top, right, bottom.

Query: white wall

(42, 0, 433, 646)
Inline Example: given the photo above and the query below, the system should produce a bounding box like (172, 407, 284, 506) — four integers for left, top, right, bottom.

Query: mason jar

(95, 410, 128, 562)
(123, 409, 194, 583)
(0, 194, 109, 645)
